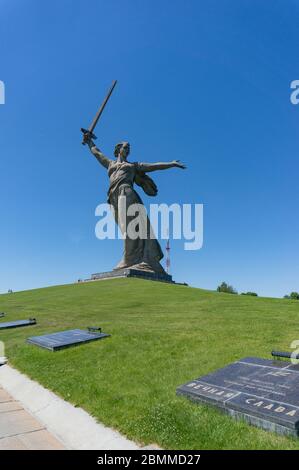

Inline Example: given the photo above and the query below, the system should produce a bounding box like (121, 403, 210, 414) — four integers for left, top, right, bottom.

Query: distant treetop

(284, 292, 299, 300)
(217, 282, 238, 295)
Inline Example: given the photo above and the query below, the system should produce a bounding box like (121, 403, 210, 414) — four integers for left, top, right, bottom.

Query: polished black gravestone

(177, 357, 299, 437)
(27, 328, 110, 351)
(0, 318, 36, 330)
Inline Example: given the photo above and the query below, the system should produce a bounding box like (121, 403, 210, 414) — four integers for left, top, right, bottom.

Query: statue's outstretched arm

(138, 160, 186, 172)
(88, 140, 112, 169)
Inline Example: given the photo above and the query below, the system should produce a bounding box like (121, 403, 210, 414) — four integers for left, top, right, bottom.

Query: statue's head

(114, 141, 130, 160)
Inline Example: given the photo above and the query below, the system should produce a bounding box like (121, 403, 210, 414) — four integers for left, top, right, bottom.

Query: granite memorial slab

(0, 319, 36, 330)
(177, 357, 299, 437)
(27, 328, 110, 351)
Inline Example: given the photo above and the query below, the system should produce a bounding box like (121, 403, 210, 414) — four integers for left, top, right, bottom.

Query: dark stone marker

(271, 350, 299, 360)
(177, 357, 299, 437)
(0, 313, 5, 318)
(0, 318, 36, 330)
(27, 328, 110, 351)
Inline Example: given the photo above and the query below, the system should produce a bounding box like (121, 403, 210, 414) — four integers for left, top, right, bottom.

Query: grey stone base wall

(89, 268, 174, 284)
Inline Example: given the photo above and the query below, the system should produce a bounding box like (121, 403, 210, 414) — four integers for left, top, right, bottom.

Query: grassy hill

(0, 278, 299, 449)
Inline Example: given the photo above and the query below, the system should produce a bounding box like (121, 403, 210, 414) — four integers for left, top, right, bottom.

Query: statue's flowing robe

(107, 160, 165, 273)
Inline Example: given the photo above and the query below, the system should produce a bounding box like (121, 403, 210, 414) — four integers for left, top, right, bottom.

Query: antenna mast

(165, 238, 171, 274)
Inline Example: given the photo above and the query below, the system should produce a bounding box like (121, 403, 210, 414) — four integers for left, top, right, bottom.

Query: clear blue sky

(0, 0, 298, 297)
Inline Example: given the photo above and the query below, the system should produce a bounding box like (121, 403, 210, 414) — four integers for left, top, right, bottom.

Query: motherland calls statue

(82, 81, 186, 277)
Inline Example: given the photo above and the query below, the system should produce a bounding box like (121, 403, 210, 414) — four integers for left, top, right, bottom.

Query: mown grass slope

(0, 278, 299, 449)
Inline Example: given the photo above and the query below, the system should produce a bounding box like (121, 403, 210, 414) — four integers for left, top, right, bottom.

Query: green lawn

(0, 278, 299, 449)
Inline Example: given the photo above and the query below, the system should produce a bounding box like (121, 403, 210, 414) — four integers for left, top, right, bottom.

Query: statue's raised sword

(81, 80, 117, 145)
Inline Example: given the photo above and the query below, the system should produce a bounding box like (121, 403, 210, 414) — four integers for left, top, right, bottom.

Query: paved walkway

(0, 386, 64, 450)
(0, 365, 140, 450)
